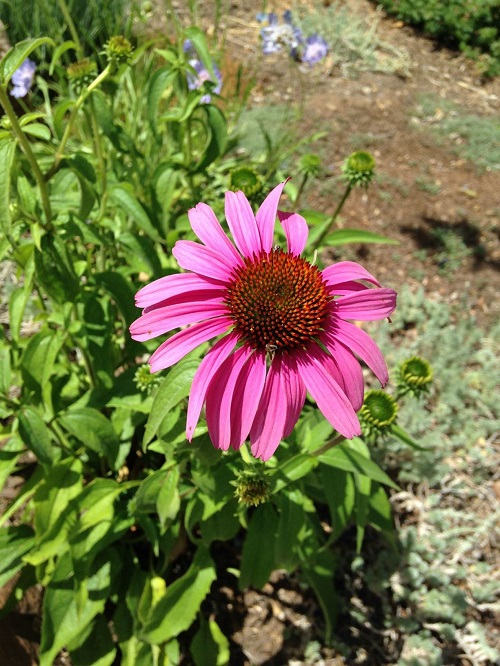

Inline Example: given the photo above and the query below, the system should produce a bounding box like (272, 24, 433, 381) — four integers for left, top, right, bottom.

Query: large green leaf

(274, 489, 306, 570)
(239, 503, 279, 589)
(39, 552, 114, 666)
(0, 525, 35, 588)
(147, 66, 177, 133)
(95, 271, 138, 328)
(69, 614, 116, 666)
(34, 235, 80, 304)
(0, 140, 16, 235)
(0, 37, 54, 84)
(109, 184, 162, 242)
(319, 442, 399, 489)
(191, 617, 230, 666)
(17, 405, 56, 465)
(302, 548, 339, 643)
(58, 408, 120, 469)
(140, 547, 216, 644)
(320, 465, 355, 540)
(0, 435, 24, 491)
(0, 340, 11, 396)
(33, 458, 83, 536)
(143, 358, 199, 447)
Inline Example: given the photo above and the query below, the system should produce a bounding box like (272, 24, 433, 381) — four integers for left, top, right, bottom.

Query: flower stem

(311, 181, 352, 251)
(293, 172, 309, 210)
(45, 65, 111, 181)
(0, 85, 52, 227)
(310, 434, 345, 458)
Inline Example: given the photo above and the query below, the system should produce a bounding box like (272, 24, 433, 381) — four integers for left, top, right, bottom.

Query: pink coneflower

(130, 181, 397, 461)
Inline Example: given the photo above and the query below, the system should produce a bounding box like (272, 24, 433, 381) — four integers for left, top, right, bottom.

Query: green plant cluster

(0, 8, 430, 666)
(375, 0, 500, 77)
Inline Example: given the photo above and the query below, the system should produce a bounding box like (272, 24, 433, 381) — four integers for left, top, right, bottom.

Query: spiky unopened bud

(397, 356, 433, 397)
(229, 166, 263, 199)
(103, 36, 133, 70)
(298, 153, 321, 178)
(342, 150, 375, 188)
(359, 389, 398, 444)
(67, 58, 97, 94)
(233, 470, 270, 506)
(134, 364, 159, 393)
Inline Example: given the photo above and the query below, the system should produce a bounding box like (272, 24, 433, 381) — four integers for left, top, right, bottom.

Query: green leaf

(320, 465, 355, 540)
(0, 37, 55, 85)
(18, 405, 56, 465)
(118, 232, 162, 276)
(147, 67, 177, 133)
(0, 139, 16, 235)
(95, 271, 138, 328)
(0, 341, 11, 395)
(239, 503, 279, 589)
(8, 255, 34, 343)
(184, 27, 217, 81)
(69, 614, 116, 666)
(109, 184, 162, 243)
(140, 547, 216, 644)
(58, 408, 120, 470)
(143, 358, 199, 447)
(324, 228, 399, 246)
(39, 552, 113, 666)
(135, 467, 180, 528)
(319, 442, 399, 489)
(0, 525, 35, 588)
(22, 123, 51, 141)
(33, 458, 83, 536)
(368, 483, 393, 535)
(391, 423, 426, 450)
(275, 489, 306, 570)
(191, 617, 230, 666)
(302, 549, 339, 643)
(270, 453, 318, 493)
(0, 435, 24, 491)
(195, 105, 227, 172)
(354, 473, 371, 553)
(34, 234, 80, 304)
(20, 328, 64, 409)
(49, 40, 77, 74)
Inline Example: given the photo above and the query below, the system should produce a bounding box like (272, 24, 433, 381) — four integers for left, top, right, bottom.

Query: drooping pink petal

(334, 288, 397, 321)
(319, 331, 364, 410)
(229, 350, 267, 450)
(130, 299, 228, 341)
(186, 332, 239, 441)
(142, 287, 227, 314)
(172, 240, 234, 281)
(255, 180, 288, 252)
(328, 319, 389, 386)
(326, 281, 370, 296)
(148, 316, 233, 373)
(322, 261, 381, 289)
(188, 203, 243, 267)
(277, 211, 308, 256)
(225, 191, 262, 257)
(280, 353, 306, 438)
(250, 354, 288, 461)
(135, 273, 226, 309)
(205, 345, 254, 451)
(294, 346, 361, 438)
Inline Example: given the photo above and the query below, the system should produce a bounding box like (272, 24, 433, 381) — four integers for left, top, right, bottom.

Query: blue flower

(259, 11, 302, 56)
(301, 34, 329, 65)
(10, 58, 36, 98)
(187, 58, 222, 104)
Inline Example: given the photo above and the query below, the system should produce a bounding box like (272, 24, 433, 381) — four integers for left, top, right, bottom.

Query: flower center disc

(225, 249, 331, 351)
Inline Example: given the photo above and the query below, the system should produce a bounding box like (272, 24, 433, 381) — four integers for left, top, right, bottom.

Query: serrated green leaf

(58, 408, 120, 469)
(239, 503, 279, 589)
(140, 547, 216, 644)
(0, 37, 55, 85)
(143, 358, 199, 447)
(0, 139, 16, 235)
(18, 405, 55, 465)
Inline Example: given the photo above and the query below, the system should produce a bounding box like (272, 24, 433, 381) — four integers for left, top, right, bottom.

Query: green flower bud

(228, 166, 263, 199)
(397, 356, 433, 397)
(67, 58, 97, 94)
(134, 364, 158, 393)
(342, 150, 376, 188)
(233, 470, 270, 507)
(298, 153, 321, 178)
(359, 389, 398, 444)
(103, 36, 133, 70)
